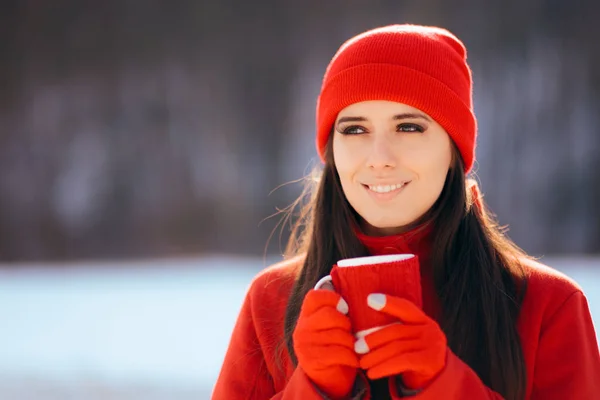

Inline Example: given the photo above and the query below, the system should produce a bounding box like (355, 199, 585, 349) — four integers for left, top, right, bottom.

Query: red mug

(315, 254, 422, 336)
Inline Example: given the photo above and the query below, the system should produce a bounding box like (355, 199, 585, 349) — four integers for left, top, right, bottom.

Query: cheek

(399, 141, 451, 204)
(414, 149, 452, 203)
(405, 138, 452, 176)
(416, 153, 451, 180)
(333, 136, 356, 163)
(333, 139, 364, 206)
(333, 136, 363, 178)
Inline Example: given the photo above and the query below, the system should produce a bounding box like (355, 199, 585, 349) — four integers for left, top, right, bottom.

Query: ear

(466, 178, 484, 212)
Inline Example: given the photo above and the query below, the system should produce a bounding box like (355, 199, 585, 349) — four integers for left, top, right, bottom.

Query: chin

(364, 215, 415, 231)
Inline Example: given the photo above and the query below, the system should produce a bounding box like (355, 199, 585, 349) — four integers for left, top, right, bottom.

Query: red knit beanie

(316, 24, 477, 173)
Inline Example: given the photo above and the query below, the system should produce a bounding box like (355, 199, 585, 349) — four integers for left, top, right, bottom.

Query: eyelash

(338, 123, 425, 135)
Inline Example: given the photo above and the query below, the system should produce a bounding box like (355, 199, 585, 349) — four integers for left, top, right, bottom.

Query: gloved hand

(293, 286, 360, 399)
(354, 293, 447, 389)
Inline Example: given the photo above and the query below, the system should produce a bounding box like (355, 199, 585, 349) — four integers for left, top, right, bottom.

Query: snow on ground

(0, 255, 598, 399)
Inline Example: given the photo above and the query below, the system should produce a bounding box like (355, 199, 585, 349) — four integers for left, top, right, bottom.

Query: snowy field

(0, 255, 598, 400)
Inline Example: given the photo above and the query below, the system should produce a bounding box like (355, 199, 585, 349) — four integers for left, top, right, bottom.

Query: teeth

(368, 183, 405, 193)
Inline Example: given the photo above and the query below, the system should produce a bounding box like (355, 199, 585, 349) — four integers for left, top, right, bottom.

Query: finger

(297, 338, 360, 369)
(365, 355, 411, 380)
(295, 327, 356, 350)
(364, 349, 431, 380)
(358, 339, 426, 370)
(355, 324, 423, 354)
(298, 306, 352, 333)
(301, 289, 349, 316)
(367, 294, 428, 324)
(367, 350, 435, 380)
(313, 346, 361, 369)
(308, 307, 352, 335)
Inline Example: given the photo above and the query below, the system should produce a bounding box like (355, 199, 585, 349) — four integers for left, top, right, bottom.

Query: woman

(212, 24, 600, 399)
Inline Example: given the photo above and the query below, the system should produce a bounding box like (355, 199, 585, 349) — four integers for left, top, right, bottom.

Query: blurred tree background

(0, 0, 599, 261)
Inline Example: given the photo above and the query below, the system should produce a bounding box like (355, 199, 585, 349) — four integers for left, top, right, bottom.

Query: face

(332, 100, 453, 236)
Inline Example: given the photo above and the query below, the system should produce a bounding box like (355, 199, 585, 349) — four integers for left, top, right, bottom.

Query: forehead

(336, 100, 425, 118)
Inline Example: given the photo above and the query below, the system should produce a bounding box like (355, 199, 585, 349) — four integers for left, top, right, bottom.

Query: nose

(366, 134, 396, 170)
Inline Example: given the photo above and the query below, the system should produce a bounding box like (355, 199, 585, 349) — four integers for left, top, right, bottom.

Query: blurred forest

(0, 0, 599, 262)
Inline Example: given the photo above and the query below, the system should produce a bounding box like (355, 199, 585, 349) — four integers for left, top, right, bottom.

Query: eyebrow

(336, 112, 432, 125)
(393, 113, 432, 122)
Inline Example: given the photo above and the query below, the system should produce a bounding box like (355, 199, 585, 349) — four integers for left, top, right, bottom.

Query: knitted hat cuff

(316, 63, 477, 172)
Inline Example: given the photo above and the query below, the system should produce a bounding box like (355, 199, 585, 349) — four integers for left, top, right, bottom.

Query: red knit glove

(354, 293, 447, 389)
(293, 288, 360, 399)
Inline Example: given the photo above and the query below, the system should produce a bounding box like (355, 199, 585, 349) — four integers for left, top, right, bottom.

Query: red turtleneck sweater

(212, 228, 600, 399)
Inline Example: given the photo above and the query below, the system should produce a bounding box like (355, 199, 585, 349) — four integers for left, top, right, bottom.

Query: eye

(397, 123, 425, 133)
(338, 125, 367, 135)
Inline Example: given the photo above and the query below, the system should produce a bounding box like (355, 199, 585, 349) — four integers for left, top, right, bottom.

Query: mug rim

(337, 254, 415, 268)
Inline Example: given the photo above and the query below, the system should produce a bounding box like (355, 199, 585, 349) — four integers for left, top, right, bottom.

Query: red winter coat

(212, 229, 600, 399)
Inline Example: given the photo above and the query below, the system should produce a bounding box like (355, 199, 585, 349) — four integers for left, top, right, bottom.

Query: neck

(359, 215, 429, 237)
(354, 221, 433, 263)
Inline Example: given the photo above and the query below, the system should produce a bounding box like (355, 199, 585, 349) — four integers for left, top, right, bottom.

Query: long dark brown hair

(281, 137, 529, 399)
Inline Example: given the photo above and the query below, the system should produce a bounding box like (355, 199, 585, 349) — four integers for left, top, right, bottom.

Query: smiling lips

(365, 181, 410, 194)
